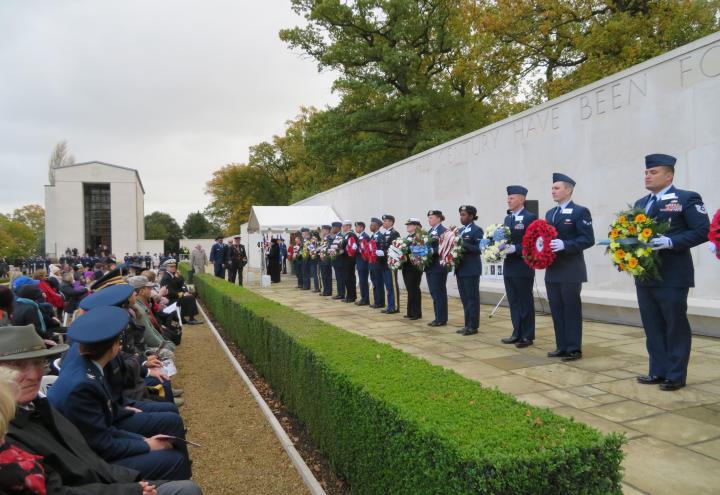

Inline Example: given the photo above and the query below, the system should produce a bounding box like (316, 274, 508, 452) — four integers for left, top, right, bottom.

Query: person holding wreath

(545, 173, 594, 361)
(454, 206, 483, 336)
(401, 219, 424, 321)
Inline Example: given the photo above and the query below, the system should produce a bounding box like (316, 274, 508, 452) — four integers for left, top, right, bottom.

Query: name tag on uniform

(562, 208, 573, 214)
(661, 193, 677, 200)
(515, 216, 523, 221)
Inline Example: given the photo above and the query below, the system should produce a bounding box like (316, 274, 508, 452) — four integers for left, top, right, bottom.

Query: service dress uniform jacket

(355, 231, 371, 304)
(378, 228, 401, 311)
(368, 230, 385, 307)
(634, 186, 709, 383)
(455, 222, 483, 330)
(426, 224, 448, 324)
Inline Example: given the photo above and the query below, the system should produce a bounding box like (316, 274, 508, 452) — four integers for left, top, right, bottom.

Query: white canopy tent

(242, 205, 341, 270)
(247, 205, 341, 233)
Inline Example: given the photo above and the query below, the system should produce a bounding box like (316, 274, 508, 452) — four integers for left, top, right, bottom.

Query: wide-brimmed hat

(0, 325, 68, 361)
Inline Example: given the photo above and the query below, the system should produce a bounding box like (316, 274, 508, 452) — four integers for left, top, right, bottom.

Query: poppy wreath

(522, 219, 558, 269)
(710, 208, 720, 260)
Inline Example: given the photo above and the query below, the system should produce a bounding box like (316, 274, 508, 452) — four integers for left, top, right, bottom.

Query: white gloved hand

(375, 250, 385, 256)
(550, 239, 565, 252)
(651, 235, 672, 251)
(708, 242, 717, 255)
(506, 245, 516, 254)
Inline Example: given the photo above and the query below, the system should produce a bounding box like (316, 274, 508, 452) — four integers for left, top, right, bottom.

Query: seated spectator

(129, 276, 176, 362)
(0, 285, 12, 327)
(0, 324, 201, 494)
(48, 307, 192, 481)
(11, 279, 60, 340)
(33, 270, 65, 312)
(60, 271, 88, 314)
(0, 367, 47, 495)
(159, 260, 200, 326)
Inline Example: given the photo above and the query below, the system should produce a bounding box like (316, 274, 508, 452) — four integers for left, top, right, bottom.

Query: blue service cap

(506, 185, 528, 196)
(12, 276, 39, 292)
(300, 227, 310, 233)
(381, 214, 395, 222)
(459, 205, 477, 217)
(321, 224, 331, 230)
(69, 306, 129, 344)
(80, 284, 134, 311)
(370, 217, 382, 225)
(645, 153, 676, 169)
(552, 173, 576, 186)
(331, 221, 342, 228)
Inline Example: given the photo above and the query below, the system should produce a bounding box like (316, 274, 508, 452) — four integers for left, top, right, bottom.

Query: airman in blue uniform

(455, 205, 483, 336)
(634, 154, 710, 391)
(377, 215, 400, 313)
(545, 173, 595, 361)
(209, 236, 226, 279)
(48, 307, 191, 481)
(500, 186, 537, 348)
(426, 210, 448, 327)
(354, 221, 371, 306)
(330, 222, 346, 300)
(368, 218, 386, 308)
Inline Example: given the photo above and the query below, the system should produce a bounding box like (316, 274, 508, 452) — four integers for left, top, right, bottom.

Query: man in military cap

(545, 173, 594, 361)
(367, 218, 386, 308)
(377, 214, 401, 314)
(426, 210, 448, 327)
(209, 236, 226, 279)
(455, 205, 484, 335)
(300, 228, 312, 291)
(330, 222, 346, 300)
(634, 154, 709, 391)
(354, 221, 371, 306)
(500, 186, 537, 348)
(225, 235, 248, 286)
(340, 221, 358, 303)
(318, 225, 334, 297)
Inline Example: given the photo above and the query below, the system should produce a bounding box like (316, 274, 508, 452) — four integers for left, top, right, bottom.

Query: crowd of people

(254, 155, 711, 393)
(0, 256, 203, 494)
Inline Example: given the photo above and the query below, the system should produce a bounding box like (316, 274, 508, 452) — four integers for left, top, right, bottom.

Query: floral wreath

(710, 208, 720, 260)
(522, 219, 558, 269)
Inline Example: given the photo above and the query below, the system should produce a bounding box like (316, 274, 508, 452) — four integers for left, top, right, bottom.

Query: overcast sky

(0, 0, 338, 224)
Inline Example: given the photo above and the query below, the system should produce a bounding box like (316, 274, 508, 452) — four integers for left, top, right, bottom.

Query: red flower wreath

(709, 208, 720, 260)
(522, 219, 558, 269)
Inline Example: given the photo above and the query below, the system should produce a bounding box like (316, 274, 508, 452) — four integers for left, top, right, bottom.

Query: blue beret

(80, 284, 134, 311)
(381, 214, 395, 222)
(506, 185, 528, 196)
(552, 173, 576, 186)
(459, 205, 478, 216)
(321, 224, 331, 230)
(331, 221, 342, 228)
(645, 153, 676, 168)
(69, 306, 129, 344)
(370, 217, 382, 225)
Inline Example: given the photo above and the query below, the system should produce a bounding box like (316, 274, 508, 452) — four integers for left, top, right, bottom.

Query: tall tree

(182, 211, 221, 239)
(48, 140, 75, 185)
(12, 204, 45, 255)
(0, 214, 36, 259)
(144, 211, 183, 253)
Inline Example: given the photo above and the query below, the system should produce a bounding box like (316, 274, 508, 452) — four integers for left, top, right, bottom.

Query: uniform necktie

(552, 206, 562, 222)
(645, 195, 656, 214)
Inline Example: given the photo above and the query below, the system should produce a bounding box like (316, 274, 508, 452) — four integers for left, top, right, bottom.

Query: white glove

(506, 245, 516, 254)
(375, 250, 385, 256)
(708, 243, 717, 255)
(550, 239, 565, 252)
(651, 235, 673, 251)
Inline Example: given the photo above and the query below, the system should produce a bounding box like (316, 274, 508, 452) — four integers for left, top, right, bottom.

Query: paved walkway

(248, 275, 720, 495)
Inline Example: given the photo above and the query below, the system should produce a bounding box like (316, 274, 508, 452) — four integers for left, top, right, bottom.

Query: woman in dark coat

(159, 260, 200, 325)
(268, 239, 281, 283)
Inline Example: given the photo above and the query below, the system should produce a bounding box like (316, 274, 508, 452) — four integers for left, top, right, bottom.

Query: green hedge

(182, 264, 624, 494)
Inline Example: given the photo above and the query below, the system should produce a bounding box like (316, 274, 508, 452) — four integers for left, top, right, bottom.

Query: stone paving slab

(247, 275, 720, 494)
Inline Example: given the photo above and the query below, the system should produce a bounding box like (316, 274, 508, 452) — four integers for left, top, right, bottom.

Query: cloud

(0, 0, 338, 223)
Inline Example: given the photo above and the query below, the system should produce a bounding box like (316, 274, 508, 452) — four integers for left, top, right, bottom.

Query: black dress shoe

(331, 295, 343, 300)
(355, 301, 369, 306)
(501, 337, 519, 344)
(547, 349, 569, 358)
(434, 321, 447, 327)
(343, 299, 356, 303)
(312, 289, 320, 293)
(461, 328, 478, 336)
(427, 320, 438, 326)
(382, 309, 399, 314)
(659, 380, 686, 391)
(408, 316, 421, 321)
(403, 315, 410, 319)
(515, 340, 533, 348)
(636, 375, 665, 385)
(456, 327, 468, 334)
(561, 351, 582, 362)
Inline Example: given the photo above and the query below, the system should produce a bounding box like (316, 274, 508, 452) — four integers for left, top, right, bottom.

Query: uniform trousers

(401, 266, 422, 318)
(456, 275, 480, 330)
(356, 262, 370, 303)
(545, 282, 582, 353)
(425, 270, 448, 323)
(333, 262, 345, 299)
(636, 286, 692, 383)
(504, 276, 535, 341)
(343, 258, 357, 301)
(369, 263, 385, 307)
(319, 263, 333, 295)
(382, 267, 400, 311)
